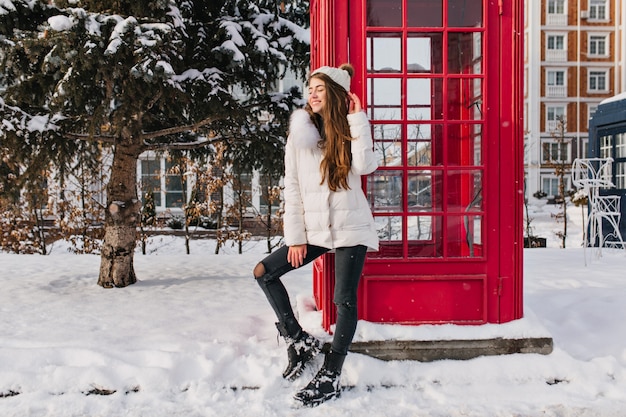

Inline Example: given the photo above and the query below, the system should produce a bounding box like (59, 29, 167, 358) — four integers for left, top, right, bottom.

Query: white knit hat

(311, 66, 351, 92)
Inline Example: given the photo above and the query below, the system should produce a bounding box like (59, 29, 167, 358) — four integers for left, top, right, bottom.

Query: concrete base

(349, 336, 553, 362)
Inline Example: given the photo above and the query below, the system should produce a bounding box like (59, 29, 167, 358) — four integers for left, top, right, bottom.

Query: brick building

(524, 0, 625, 199)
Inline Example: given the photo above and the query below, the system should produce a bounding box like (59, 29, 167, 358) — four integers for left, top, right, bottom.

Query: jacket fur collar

(289, 109, 321, 149)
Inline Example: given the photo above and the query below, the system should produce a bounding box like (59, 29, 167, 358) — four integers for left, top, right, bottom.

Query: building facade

(524, 0, 626, 200)
(136, 69, 303, 218)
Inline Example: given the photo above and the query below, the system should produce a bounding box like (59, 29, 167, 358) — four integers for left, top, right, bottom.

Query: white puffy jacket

(282, 109, 379, 251)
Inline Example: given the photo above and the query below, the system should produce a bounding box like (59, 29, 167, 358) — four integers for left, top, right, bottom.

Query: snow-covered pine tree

(0, 0, 309, 287)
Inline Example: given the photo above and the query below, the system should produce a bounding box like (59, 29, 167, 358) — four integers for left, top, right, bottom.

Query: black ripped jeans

(255, 244, 367, 356)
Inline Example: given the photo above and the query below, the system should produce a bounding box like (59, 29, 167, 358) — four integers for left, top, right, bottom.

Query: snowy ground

(1, 201, 626, 416)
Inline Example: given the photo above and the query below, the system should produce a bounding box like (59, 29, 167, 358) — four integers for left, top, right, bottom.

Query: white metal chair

(571, 157, 625, 264)
(593, 195, 624, 249)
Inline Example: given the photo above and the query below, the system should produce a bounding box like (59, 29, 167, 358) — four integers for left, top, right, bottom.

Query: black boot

(294, 350, 346, 407)
(276, 322, 322, 381)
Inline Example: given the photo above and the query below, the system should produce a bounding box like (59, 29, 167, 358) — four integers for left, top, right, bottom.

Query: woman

(253, 63, 378, 407)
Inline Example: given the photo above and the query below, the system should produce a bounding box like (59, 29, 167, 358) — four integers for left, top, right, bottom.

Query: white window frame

(546, 33, 565, 50)
(587, 104, 598, 129)
(542, 140, 571, 164)
(545, 33, 567, 61)
(579, 138, 589, 160)
(546, 68, 567, 97)
(588, 33, 609, 57)
(546, 70, 565, 86)
(138, 154, 192, 213)
(616, 133, 626, 189)
(588, 0, 609, 21)
(547, 0, 565, 14)
(541, 175, 564, 198)
(546, 0, 567, 25)
(545, 105, 566, 132)
(588, 69, 609, 93)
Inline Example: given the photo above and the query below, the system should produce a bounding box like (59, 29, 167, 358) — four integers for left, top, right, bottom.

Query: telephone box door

(311, 0, 524, 330)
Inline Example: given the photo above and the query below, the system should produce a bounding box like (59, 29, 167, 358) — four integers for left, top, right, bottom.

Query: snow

(0, 0, 16, 15)
(1, 203, 626, 416)
(600, 91, 626, 105)
(48, 15, 75, 31)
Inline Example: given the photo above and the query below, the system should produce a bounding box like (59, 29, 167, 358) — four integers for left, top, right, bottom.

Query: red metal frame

(310, 0, 524, 331)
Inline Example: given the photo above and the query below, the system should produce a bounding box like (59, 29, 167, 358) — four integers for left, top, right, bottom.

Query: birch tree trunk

(98, 136, 142, 288)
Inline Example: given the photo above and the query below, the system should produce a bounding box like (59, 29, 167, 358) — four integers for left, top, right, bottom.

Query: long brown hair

(305, 64, 354, 192)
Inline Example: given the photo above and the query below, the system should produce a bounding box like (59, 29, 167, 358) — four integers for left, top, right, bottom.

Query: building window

(546, 69, 566, 97)
(588, 34, 608, 57)
(588, 70, 608, 92)
(139, 157, 188, 211)
(546, 0, 567, 25)
(231, 170, 253, 213)
(541, 176, 561, 197)
(546, 34, 566, 61)
(164, 160, 185, 208)
(141, 159, 163, 207)
(547, 0, 565, 14)
(546, 105, 565, 132)
(580, 138, 589, 159)
(547, 34, 564, 49)
(589, 0, 608, 20)
(259, 174, 282, 215)
(588, 105, 598, 128)
(542, 141, 569, 163)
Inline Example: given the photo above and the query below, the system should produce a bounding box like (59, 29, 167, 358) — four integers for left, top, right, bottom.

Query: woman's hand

(348, 92, 362, 114)
(287, 244, 307, 268)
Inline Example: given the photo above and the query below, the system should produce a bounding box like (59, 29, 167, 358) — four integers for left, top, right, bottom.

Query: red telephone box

(311, 0, 525, 331)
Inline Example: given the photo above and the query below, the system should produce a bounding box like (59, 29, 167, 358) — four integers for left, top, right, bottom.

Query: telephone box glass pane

(408, 215, 443, 257)
(448, 0, 483, 27)
(408, 124, 444, 166)
(616, 166, 626, 189)
(616, 132, 626, 158)
(367, 0, 402, 27)
(448, 124, 482, 166)
(447, 215, 483, 257)
(368, 78, 402, 120)
(616, 160, 626, 189)
(446, 170, 483, 212)
(408, 170, 442, 211)
(407, 0, 443, 27)
(407, 124, 431, 166)
(367, 34, 402, 73)
(407, 33, 443, 73)
(600, 134, 612, 158)
(376, 216, 403, 242)
(407, 78, 444, 120)
(373, 124, 402, 167)
(448, 33, 482, 74)
(447, 78, 482, 120)
(368, 170, 403, 212)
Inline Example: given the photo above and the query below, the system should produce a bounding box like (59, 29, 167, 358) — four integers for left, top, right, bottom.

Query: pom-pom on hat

(311, 64, 353, 92)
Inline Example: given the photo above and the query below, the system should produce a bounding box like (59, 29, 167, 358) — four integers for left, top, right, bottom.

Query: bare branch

(63, 113, 227, 147)
(146, 91, 163, 110)
(64, 132, 116, 145)
(141, 115, 224, 141)
(142, 135, 226, 151)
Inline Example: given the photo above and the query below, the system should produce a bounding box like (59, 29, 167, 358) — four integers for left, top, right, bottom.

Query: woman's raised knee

(253, 262, 266, 279)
